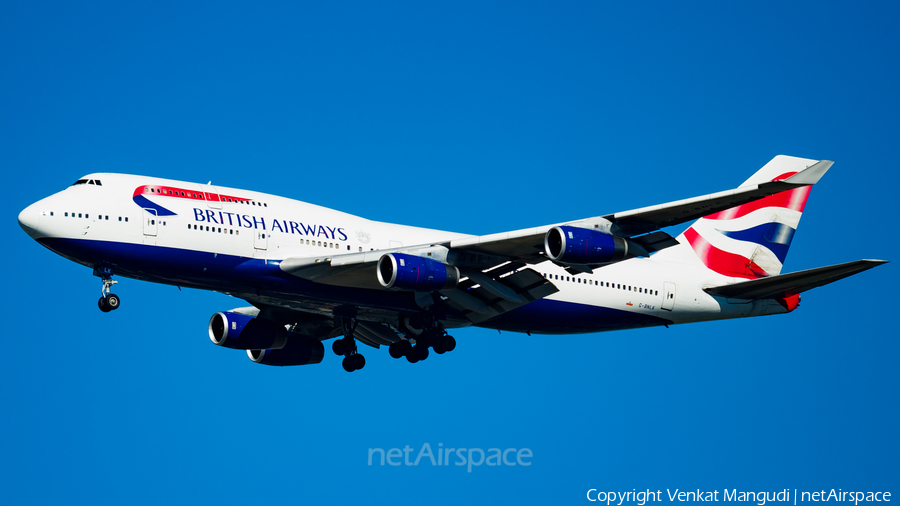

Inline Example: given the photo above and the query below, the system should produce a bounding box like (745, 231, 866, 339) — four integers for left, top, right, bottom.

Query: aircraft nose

(18, 202, 44, 239)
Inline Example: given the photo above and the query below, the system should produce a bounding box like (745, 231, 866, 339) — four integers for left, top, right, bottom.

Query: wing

(278, 157, 831, 322)
(447, 158, 833, 257)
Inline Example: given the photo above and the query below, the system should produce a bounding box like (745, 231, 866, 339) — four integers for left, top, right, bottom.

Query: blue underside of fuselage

(477, 298, 672, 334)
(37, 238, 673, 334)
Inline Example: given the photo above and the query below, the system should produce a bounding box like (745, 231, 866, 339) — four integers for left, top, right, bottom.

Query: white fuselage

(19, 173, 789, 334)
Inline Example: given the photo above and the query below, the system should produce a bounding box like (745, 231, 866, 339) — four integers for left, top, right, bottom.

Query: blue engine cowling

(208, 311, 288, 350)
(544, 226, 635, 265)
(377, 253, 459, 291)
(247, 336, 325, 366)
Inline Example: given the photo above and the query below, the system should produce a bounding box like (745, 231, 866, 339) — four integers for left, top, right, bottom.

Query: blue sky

(2, 1, 898, 504)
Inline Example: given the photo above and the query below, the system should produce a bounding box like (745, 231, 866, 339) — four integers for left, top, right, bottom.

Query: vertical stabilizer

(666, 155, 821, 278)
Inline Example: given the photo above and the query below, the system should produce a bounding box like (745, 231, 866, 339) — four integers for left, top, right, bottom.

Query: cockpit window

(94, 180, 101, 186)
(72, 179, 88, 186)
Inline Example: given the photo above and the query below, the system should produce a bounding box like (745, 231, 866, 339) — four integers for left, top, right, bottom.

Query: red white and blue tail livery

(18, 155, 886, 372)
(679, 155, 813, 279)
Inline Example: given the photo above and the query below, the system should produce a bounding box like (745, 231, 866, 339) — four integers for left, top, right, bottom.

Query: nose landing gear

(96, 266, 121, 313)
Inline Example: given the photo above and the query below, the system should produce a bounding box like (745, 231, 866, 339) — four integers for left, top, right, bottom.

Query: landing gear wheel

(105, 294, 120, 311)
(432, 342, 446, 355)
(389, 342, 404, 359)
(443, 335, 456, 352)
(406, 352, 419, 364)
(98, 296, 111, 312)
(352, 354, 366, 370)
(332, 339, 345, 356)
(415, 345, 429, 361)
(342, 356, 355, 372)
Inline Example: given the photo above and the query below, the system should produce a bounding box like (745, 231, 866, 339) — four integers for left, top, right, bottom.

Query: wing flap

(443, 268, 558, 324)
(704, 259, 887, 300)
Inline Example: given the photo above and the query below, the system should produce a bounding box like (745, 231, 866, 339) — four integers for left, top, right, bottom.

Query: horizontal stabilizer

(704, 259, 887, 300)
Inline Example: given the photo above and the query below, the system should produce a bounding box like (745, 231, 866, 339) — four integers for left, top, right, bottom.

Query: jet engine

(247, 335, 325, 366)
(208, 311, 288, 350)
(377, 252, 459, 291)
(544, 225, 646, 265)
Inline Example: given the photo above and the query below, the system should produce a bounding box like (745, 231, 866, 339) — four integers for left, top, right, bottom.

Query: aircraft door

(203, 184, 223, 210)
(254, 230, 268, 250)
(662, 281, 676, 311)
(142, 208, 158, 236)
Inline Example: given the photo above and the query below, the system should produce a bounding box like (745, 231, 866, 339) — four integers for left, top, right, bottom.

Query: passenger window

(78, 213, 82, 218)
(125, 217, 128, 222)
(65, 212, 68, 217)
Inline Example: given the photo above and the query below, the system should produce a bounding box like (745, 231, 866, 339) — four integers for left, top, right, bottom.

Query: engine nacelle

(208, 311, 288, 350)
(377, 253, 459, 291)
(545, 226, 641, 265)
(247, 336, 325, 366)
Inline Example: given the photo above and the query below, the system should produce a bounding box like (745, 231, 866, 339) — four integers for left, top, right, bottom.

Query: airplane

(17, 155, 886, 372)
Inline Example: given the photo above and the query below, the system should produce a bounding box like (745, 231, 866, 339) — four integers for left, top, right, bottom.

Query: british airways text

(192, 208, 348, 240)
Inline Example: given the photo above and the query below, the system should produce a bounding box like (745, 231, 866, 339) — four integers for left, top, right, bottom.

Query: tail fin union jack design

(682, 172, 810, 279)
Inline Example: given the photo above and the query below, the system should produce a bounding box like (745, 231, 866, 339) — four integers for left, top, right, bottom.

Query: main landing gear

(333, 317, 366, 372)
(387, 314, 456, 364)
(331, 313, 456, 372)
(96, 266, 121, 313)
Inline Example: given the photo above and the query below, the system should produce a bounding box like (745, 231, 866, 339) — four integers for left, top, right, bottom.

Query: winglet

(782, 160, 833, 186)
